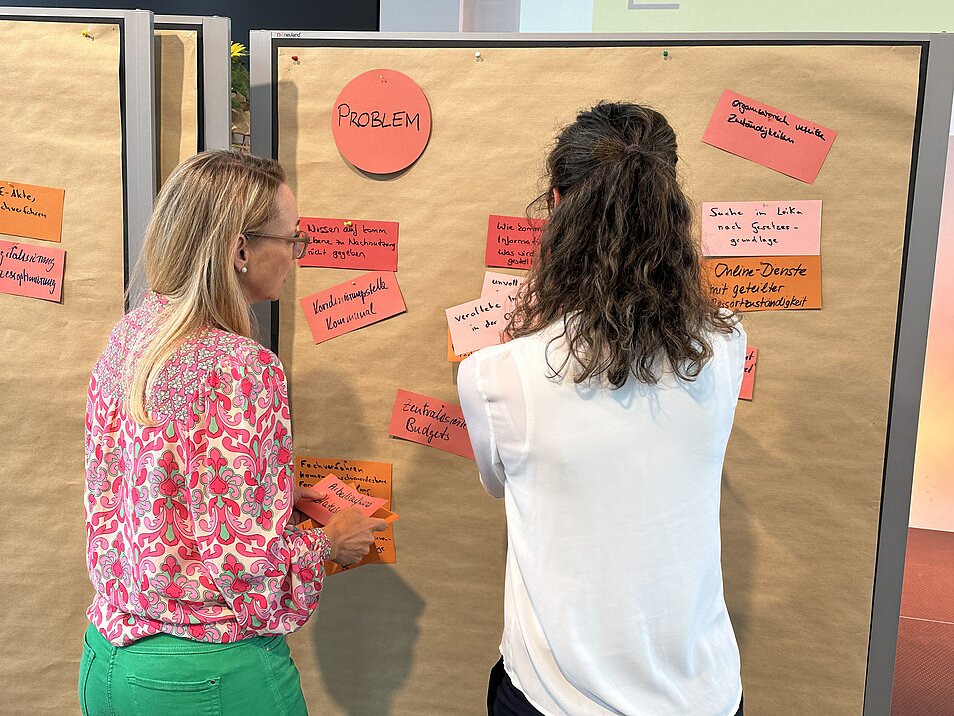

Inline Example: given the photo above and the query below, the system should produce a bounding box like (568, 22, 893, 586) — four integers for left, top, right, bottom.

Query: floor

(891, 528, 954, 715)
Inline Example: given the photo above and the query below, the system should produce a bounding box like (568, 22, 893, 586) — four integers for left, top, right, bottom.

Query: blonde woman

(79, 150, 385, 715)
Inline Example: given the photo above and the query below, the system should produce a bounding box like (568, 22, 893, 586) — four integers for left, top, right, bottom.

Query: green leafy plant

(231, 42, 249, 112)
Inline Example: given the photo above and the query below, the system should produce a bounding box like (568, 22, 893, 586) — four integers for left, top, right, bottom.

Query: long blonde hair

(126, 150, 285, 424)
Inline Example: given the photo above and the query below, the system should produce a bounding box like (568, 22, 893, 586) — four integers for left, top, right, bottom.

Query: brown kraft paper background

(0, 20, 125, 713)
(270, 43, 923, 714)
(155, 28, 199, 188)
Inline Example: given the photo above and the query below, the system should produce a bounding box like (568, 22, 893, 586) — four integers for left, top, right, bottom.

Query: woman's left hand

(292, 485, 327, 524)
(294, 485, 327, 505)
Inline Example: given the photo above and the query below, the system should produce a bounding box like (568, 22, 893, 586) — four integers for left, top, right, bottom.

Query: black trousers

(488, 658, 744, 716)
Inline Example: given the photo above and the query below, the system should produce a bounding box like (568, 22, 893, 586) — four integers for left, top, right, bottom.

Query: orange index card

(702, 90, 837, 183)
(739, 346, 759, 401)
(300, 270, 405, 344)
(485, 214, 544, 269)
(702, 201, 822, 257)
(446, 296, 506, 355)
(298, 216, 398, 271)
(389, 389, 475, 460)
(295, 473, 388, 526)
(296, 456, 396, 572)
(0, 238, 66, 302)
(448, 329, 474, 363)
(0, 180, 65, 242)
(703, 256, 822, 312)
(297, 456, 393, 502)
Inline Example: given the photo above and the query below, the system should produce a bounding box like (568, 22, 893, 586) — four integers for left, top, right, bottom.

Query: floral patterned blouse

(85, 292, 330, 646)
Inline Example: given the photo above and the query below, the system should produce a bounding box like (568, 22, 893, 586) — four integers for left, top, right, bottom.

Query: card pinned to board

(481, 271, 524, 297)
(388, 388, 475, 460)
(448, 329, 474, 363)
(703, 256, 822, 312)
(702, 89, 837, 183)
(446, 296, 507, 355)
(0, 180, 65, 243)
(739, 346, 759, 401)
(702, 200, 822, 257)
(300, 270, 406, 344)
(330, 68, 432, 175)
(0, 238, 66, 302)
(485, 214, 544, 270)
(296, 456, 397, 574)
(298, 216, 398, 271)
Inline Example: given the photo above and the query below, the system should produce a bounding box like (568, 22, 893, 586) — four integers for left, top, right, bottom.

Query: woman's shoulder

(189, 327, 282, 377)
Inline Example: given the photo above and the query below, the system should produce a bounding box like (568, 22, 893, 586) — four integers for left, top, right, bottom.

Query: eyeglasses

(244, 229, 310, 259)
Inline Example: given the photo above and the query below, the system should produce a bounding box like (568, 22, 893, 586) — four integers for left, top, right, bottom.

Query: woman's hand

(294, 485, 327, 506)
(321, 509, 388, 566)
(292, 485, 326, 524)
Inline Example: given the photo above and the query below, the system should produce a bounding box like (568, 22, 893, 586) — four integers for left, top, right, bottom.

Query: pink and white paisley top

(85, 292, 330, 646)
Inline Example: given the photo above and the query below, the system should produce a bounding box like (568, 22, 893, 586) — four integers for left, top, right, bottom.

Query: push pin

(82, 29, 93, 40)
(343, 220, 353, 227)
(291, 55, 299, 63)
(662, 50, 670, 61)
(475, 51, 484, 62)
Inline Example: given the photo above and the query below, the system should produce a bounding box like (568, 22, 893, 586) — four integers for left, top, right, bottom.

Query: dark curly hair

(508, 101, 737, 388)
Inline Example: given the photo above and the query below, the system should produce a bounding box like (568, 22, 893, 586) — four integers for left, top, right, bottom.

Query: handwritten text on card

(703, 256, 822, 312)
(298, 216, 398, 271)
(702, 90, 837, 183)
(702, 201, 822, 257)
(388, 389, 475, 460)
(300, 271, 406, 344)
(0, 238, 65, 302)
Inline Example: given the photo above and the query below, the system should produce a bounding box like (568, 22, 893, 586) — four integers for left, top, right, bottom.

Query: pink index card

(446, 295, 507, 354)
(739, 346, 759, 401)
(702, 200, 822, 257)
(388, 389, 475, 460)
(702, 89, 837, 183)
(298, 216, 398, 271)
(0, 238, 65, 302)
(300, 271, 406, 344)
(485, 214, 545, 269)
(481, 271, 524, 299)
(296, 473, 389, 526)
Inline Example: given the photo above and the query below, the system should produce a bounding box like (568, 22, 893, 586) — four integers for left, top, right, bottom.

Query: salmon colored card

(331, 68, 432, 174)
(448, 329, 473, 363)
(298, 216, 398, 271)
(296, 456, 397, 574)
(300, 271, 405, 344)
(485, 214, 545, 269)
(739, 346, 759, 401)
(702, 201, 822, 257)
(389, 389, 475, 460)
(446, 295, 506, 355)
(702, 90, 837, 184)
(704, 256, 822, 312)
(0, 238, 66, 302)
(0, 180, 65, 242)
(295, 473, 388, 526)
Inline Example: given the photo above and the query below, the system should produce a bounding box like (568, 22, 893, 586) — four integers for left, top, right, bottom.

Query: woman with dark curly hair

(459, 102, 745, 715)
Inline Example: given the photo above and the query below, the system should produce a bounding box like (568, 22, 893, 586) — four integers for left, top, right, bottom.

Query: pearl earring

(240, 266, 248, 274)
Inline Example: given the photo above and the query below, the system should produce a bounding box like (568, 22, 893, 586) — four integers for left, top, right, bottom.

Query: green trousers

(79, 623, 308, 715)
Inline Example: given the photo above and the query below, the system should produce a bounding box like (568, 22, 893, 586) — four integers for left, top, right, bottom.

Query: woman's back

(459, 321, 745, 715)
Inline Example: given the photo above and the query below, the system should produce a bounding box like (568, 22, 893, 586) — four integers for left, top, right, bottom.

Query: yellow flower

(230, 42, 247, 59)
